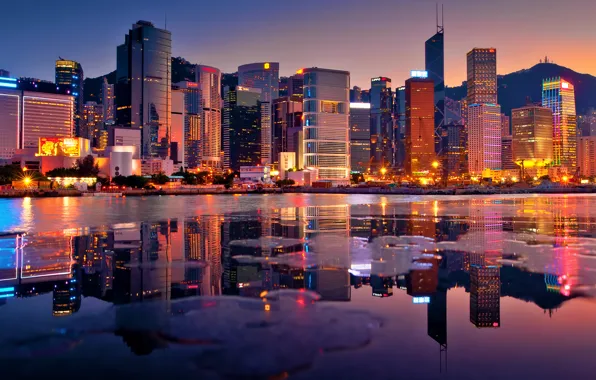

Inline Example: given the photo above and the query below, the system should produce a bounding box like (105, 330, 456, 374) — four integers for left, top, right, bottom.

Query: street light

(23, 177, 31, 186)
(432, 161, 439, 169)
(380, 167, 387, 175)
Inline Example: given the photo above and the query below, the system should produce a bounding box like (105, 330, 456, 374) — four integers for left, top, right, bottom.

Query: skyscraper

(223, 85, 262, 170)
(467, 48, 497, 105)
(443, 123, 467, 177)
(501, 136, 516, 170)
(470, 265, 500, 328)
(350, 103, 371, 173)
(272, 95, 303, 168)
(511, 105, 553, 168)
(101, 78, 115, 125)
(195, 65, 222, 169)
(238, 63, 280, 166)
(303, 68, 350, 185)
(370, 77, 393, 172)
(542, 77, 577, 173)
(288, 71, 304, 98)
(116, 20, 172, 158)
(578, 136, 596, 177)
(468, 104, 502, 176)
(82, 101, 103, 147)
(395, 86, 406, 170)
(171, 87, 185, 165)
(405, 77, 436, 176)
(173, 81, 201, 169)
(425, 11, 445, 154)
(55, 59, 83, 137)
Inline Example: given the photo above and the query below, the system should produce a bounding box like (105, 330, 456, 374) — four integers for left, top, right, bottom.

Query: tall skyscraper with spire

(425, 4, 445, 155)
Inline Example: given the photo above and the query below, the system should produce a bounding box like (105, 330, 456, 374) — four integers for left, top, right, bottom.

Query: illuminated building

(303, 68, 351, 185)
(288, 72, 304, 98)
(196, 65, 222, 169)
(443, 123, 467, 176)
(0, 80, 20, 159)
(511, 105, 553, 171)
(173, 81, 201, 169)
(82, 101, 103, 146)
(108, 126, 141, 159)
(350, 86, 362, 102)
(425, 13, 445, 154)
(238, 62, 280, 166)
(116, 20, 172, 158)
(395, 86, 406, 169)
(171, 87, 185, 165)
(370, 77, 393, 172)
(223, 85, 262, 170)
(501, 136, 517, 170)
(467, 48, 497, 105)
(405, 76, 436, 176)
(501, 114, 511, 137)
(579, 108, 596, 137)
(272, 96, 303, 169)
(55, 59, 83, 137)
(542, 77, 577, 172)
(101, 78, 115, 125)
(470, 265, 500, 328)
(350, 103, 371, 173)
(578, 136, 596, 177)
(468, 104, 502, 176)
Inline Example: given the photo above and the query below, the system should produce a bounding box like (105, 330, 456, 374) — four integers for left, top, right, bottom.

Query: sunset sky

(1, 0, 594, 88)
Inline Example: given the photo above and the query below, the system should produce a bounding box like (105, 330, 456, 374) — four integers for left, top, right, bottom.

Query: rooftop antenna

(165, 12, 167, 30)
(436, 3, 444, 34)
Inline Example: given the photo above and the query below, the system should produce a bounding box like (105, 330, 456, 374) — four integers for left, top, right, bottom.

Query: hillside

(446, 63, 596, 115)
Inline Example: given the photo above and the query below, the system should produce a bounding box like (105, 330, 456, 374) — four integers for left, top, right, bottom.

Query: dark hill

(447, 63, 596, 115)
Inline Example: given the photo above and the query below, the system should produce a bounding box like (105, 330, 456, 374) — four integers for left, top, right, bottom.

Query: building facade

(405, 77, 436, 176)
(107, 126, 141, 159)
(468, 104, 502, 176)
(511, 105, 553, 167)
(272, 96, 303, 169)
(425, 27, 445, 154)
(542, 77, 577, 173)
(350, 103, 371, 173)
(370, 77, 394, 172)
(578, 136, 596, 177)
(173, 81, 201, 169)
(303, 68, 350, 184)
(223, 85, 262, 170)
(82, 102, 103, 149)
(55, 59, 83, 137)
(443, 124, 467, 177)
(171, 88, 185, 165)
(101, 78, 115, 125)
(467, 48, 497, 105)
(196, 65, 222, 169)
(116, 20, 172, 158)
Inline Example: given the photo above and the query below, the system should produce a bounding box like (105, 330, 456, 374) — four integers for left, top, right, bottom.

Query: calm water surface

(1, 194, 596, 379)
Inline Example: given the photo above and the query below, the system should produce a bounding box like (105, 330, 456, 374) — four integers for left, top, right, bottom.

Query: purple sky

(1, 0, 594, 88)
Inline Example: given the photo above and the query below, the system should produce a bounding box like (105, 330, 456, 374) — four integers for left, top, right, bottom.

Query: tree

(45, 167, 79, 177)
(76, 155, 100, 177)
(113, 175, 148, 188)
(0, 164, 24, 185)
(351, 173, 364, 184)
(196, 171, 210, 185)
(151, 172, 169, 185)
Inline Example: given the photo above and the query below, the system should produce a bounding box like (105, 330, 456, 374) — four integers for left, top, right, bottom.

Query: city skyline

(1, 0, 595, 88)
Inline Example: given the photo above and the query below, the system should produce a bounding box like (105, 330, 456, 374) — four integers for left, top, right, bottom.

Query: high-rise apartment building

(405, 77, 436, 176)
(101, 78, 115, 125)
(238, 63, 280, 166)
(195, 65, 222, 169)
(578, 136, 596, 177)
(425, 22, 445, 154)
(468, 104, 502, 176)
(272, 95, 303, 168)
(370, 77, 393, 172)
(223, 85, 262, 170)
(511, 105, 553, 166)
(467, 48, 497, 105)
(55, 59, 83, 137)
(82, 101, 103, 148)
(542, 77, 577, 172)
(116, 20, 172, 158)
(173, 81, 201, 169)
(443, 123, 467, 177)
(303, 68, 350, 184)
(350, 103, 371, 173)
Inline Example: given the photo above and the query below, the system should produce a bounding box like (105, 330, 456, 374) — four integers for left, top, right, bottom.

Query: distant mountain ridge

(83, 61, 596, 116)
(446, 63, 596, 115)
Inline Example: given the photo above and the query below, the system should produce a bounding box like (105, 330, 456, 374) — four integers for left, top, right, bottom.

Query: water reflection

(1, 197, 596, 362)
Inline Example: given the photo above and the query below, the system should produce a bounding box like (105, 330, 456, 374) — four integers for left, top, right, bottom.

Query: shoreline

(1, 186, 596, 198)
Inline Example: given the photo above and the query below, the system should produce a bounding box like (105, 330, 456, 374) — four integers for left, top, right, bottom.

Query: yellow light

(296, 68, 304, 75)
(432, 161, 439, 169)
(23, 177, 31, 185)
(22, 167, 28, 172)
(380, 167, 387, 175)
(264, 62, 270, 70)
(562, 176, 568, 182)
(511, 177, 518, 182)
(533, 176, 538, 181)
(264, 304, 271, 311)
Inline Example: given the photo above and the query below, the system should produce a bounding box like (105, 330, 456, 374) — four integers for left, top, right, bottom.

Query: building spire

(437, 3, 444, 34)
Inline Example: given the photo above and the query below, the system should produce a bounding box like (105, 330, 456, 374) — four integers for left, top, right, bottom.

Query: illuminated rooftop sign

(412, 296, 431, 304)
(350, 103, 371, 109)
(0, 77, 17, 89)
(264, 62, 270, 70)
(410, 70, 429, 79)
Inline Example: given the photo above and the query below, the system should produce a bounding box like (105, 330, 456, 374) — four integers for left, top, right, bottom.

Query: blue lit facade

(370, 77, 393, 172)
(55, 59, 84, 137)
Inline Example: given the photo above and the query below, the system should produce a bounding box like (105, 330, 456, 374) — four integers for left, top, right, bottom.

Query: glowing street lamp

(380, 167, 387, 176)
(562, 176, 569, 183)
(23, 177, 32, 186)
(431, 161, 439, 170)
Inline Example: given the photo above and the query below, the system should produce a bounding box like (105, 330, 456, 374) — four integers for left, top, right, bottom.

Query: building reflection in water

(0, 197, 594, 356)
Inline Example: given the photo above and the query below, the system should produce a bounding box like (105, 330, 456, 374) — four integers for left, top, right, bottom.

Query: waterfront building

(350, 103, 371, 173)
(578, 136, 596, 177)
(55, 59, 83, 137)
(443, 123, 467, 177)
(511, 105, 553, 171)
(116, 20, 172, 158)
(467, 48, 497, 105)
(173, 81, 201, 169)
(425, 19, 445, 154)
(223, 85, 262, 170)
(238, 63, 279, 166)
(272, 95, 303, 169)
(171, 88, 185, 165)
(468, 104, 502, 177)
(195, 65, 222, 170)
(405, 76, 435, 176)
(302, 68, 351, 185)
(107, 126, 141, 159)
(542, 77, 577, 173)
(370, 77, 394, 172)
